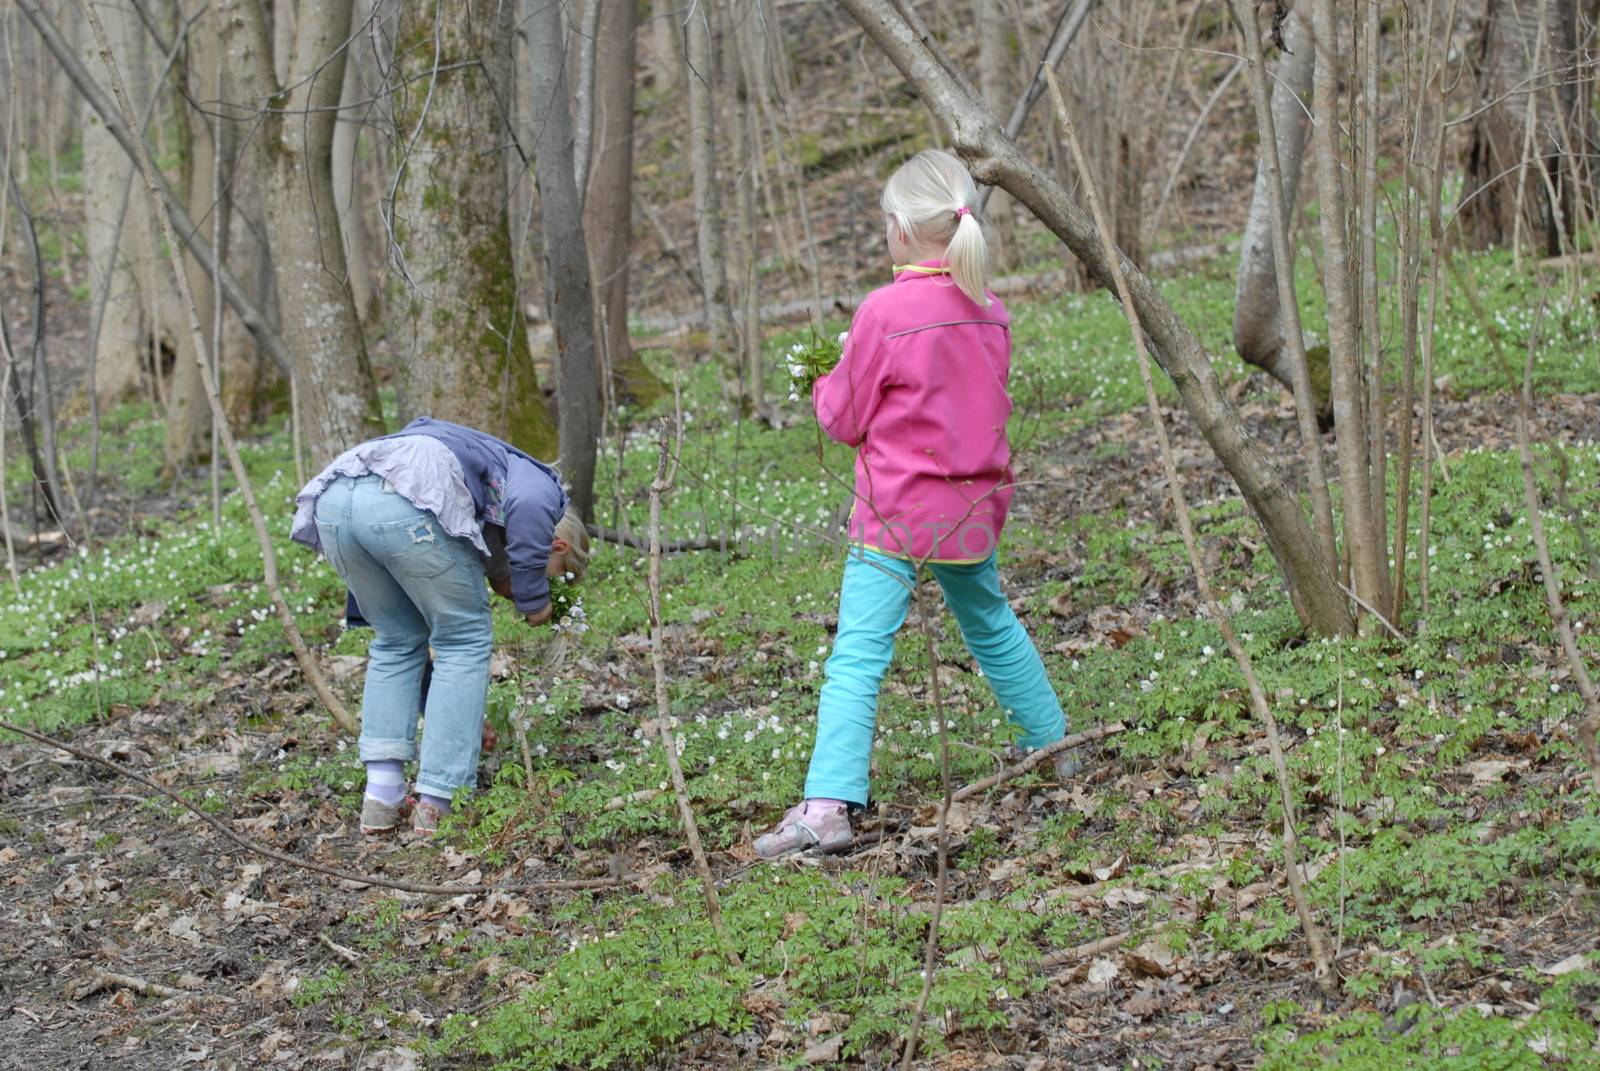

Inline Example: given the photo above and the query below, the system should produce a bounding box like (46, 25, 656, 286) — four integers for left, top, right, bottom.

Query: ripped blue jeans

(313, 474, 492, 800)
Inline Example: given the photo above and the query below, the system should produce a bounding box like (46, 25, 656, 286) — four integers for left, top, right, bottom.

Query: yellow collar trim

(892, 264, 951, 276)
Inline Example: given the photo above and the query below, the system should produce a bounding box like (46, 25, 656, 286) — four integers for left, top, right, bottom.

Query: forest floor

(3, 239, 1600, 1067)
(6, 5, 1600, 1050)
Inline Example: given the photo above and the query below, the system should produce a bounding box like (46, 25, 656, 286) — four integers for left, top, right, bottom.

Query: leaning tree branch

(1230, 0, 1335, 570)
(1046, 67, 1339, 996)
(17, 0, 291, 375)
(2, 167, 64, 525)
(77, 0, 358, 736)
(976, 0, 1101, 211)
(834, 0, 1351, 637)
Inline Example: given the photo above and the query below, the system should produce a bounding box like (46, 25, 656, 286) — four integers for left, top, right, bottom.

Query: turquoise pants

(804, 547, 1067, 805)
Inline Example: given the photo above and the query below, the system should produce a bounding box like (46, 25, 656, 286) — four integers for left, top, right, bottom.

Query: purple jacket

(378, 418, 568, 613)
(296, 417, 568, 620)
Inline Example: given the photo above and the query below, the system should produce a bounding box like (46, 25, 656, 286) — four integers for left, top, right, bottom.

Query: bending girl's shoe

(754, 800, 853, 859)
(360, 795, 414, 836)
(410, 799, 448, 837)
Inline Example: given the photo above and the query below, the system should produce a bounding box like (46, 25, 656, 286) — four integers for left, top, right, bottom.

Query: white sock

(364, 760, 407, 806)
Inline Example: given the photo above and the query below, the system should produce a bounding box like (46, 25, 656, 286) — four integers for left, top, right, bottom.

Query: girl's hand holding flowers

(785, 332, 847, 401)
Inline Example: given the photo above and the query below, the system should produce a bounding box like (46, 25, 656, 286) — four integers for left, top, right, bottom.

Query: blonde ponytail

(945, 211, 991, 307)
(880, 149, 992, 306)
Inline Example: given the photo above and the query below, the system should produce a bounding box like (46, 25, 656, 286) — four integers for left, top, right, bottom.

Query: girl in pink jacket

(756, 150, 1075, 858)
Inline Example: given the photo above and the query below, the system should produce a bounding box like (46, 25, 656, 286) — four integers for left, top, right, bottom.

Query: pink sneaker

(754, 801, 853, 859)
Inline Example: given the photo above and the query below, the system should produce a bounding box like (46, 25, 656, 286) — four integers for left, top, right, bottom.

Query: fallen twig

(5, 792, 146, 815)
(1335, 582, 1407, 643)
(603, 788, 663, 812)
(587, 523, 720, 554)
(1047, 67, 1339, 997)
(1515, 306, 1600, 795)
(0, 718, 624, 897)
(952, 723, 1125, 802)
(70, 969, 186, 1001)
(318, 931, 363, 966)
(1042, 929, 1134, 970)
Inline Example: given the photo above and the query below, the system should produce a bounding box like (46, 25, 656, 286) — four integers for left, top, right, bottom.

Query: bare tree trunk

(1230, 2, 1337, 577)
(386, 0, 555, 456)
(733, 90, 762, 409)
(1462, 0, 1580, 254)
(1232, 10, 1322, 409)
(584, 0, 660, 407)
(271, 0, 296, 85)
(647, 0, 680, 93)
(82, 1, 150, 407)
(1311, 0, 1387, 629)
(220, 0, 386, 468)
(3, 165, 65, 527)
(164, 7, 226, 470)
(332, 3, 376, 324)
(17, 0, 297, 390)
(1390, 0, 1460, 623)
(80, 0, 360, 736)
(572, 0, 600, 198)
(977, 2, 1017, 267)
(1357, 0, 1389, 599)
(684, 0, 736, 361)
(836, 0, 1352, 636)
(526, 0, 600, 520)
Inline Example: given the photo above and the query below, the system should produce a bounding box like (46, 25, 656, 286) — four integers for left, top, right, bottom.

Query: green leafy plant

(782, 331, 845, 400)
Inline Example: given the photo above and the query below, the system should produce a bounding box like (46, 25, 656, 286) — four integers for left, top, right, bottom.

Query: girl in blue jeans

(293, 419, 590, 836)
(756, 150, 1074, 858)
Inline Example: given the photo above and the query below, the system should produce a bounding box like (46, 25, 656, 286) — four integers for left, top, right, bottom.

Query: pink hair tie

(954, 205, 972, 219)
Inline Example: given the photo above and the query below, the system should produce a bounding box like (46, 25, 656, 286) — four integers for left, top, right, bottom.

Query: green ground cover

(2, 244, 1598, 1066)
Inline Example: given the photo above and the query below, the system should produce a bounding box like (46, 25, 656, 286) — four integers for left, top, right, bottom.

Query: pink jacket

(814, 263, 1014, 563)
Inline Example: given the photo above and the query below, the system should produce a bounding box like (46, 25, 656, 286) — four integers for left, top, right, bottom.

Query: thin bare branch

(647, 393, 738, 964)
(1515, 306, 1600, 795)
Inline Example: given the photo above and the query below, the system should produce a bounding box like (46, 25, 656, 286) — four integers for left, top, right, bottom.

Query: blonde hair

(554, 506, 592, 582)
(881, 149, 991, 306)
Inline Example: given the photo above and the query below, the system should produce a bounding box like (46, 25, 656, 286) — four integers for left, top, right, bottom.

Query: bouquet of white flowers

(546, 575, 586, 632)
(784, 331, 847, 402)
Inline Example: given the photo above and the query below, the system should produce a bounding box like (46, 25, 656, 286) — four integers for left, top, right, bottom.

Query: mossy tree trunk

(387, 0, 557, 459)
(220, 0, 386, 468)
